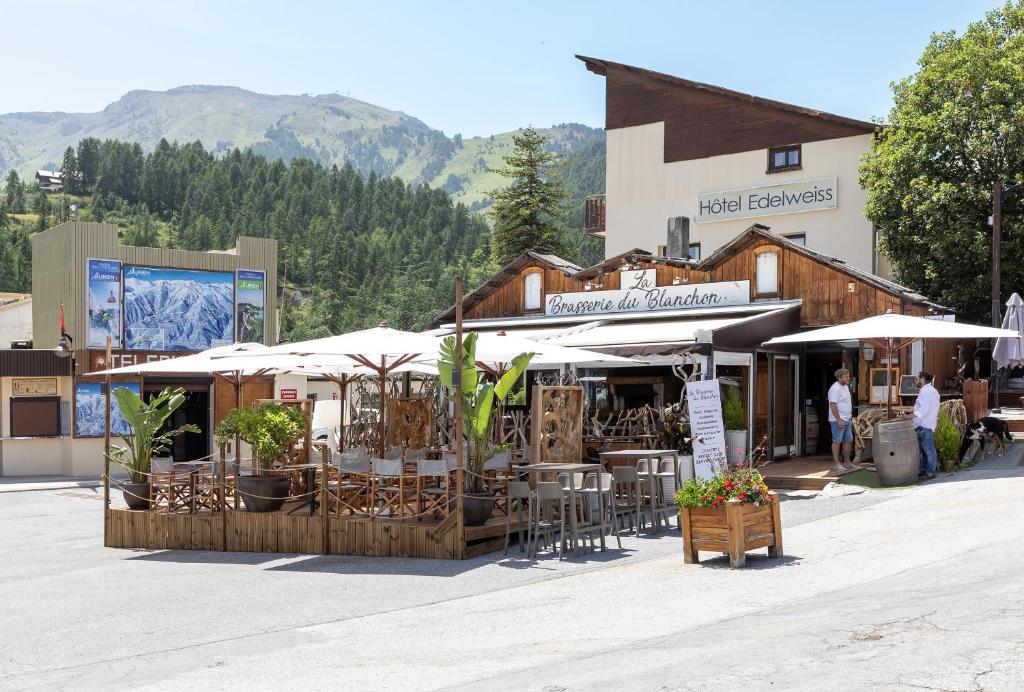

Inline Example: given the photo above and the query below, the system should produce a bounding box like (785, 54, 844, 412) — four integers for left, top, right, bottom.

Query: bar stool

(529, 482, 569, 559)
(579, 471, 621, 549)
(611, 465, 643, 536)
(503, 481, 533, 555)
(653, 457, 679, 530)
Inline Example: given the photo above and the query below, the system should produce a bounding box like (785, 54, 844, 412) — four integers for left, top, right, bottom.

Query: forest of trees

(0, 133, 605, 337)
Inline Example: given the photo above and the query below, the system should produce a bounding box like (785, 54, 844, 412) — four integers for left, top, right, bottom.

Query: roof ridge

(576, 55, 880, 133)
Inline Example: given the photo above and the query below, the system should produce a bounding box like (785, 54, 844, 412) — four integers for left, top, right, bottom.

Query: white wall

(0, 297, 32, 347)
(605, 123, 879, 273)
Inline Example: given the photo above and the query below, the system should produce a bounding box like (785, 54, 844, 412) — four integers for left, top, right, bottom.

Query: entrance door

(155, 390, 210, 462)
(772, 356, 797, 457)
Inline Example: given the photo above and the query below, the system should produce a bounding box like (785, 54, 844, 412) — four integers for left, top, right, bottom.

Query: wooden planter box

(679, 492, 783, 568)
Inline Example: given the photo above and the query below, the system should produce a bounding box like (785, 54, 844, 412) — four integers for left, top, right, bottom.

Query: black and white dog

(958, 417, 1013, 463)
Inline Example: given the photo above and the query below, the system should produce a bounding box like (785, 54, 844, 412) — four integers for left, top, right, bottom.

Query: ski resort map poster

(236, 269, 265, 343)
(86, 259, 122, 348)
(123, 266, 235, 352)
(74, 381, 140, 437)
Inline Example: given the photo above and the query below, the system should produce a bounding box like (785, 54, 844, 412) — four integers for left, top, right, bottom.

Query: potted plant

(675, 437, 782, 568)
(109, 386, 199, 510)
(438, 332, 533, 526)
(215, 403, 308, 512)
(934, 408, 961, 473)
(722, 386, 747, 466)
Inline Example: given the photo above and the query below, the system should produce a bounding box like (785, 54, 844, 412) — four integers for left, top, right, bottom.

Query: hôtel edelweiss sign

(697, 177, 837, 224)
(546, 269, 749, 317)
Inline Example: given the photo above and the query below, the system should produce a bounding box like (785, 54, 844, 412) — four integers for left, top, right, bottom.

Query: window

(755, 249, 779, 296)
(657, 244, 667, 257)
(10, 396, 61, 437)
(783, 233, 806, 246)
(687, 243, 701, 261)
(768, 144, 801, 173)
(523, 271, 543, 311)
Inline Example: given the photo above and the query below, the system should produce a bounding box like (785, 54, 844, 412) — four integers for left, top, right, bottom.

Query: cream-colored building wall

(605, 122, 878, 273)
(0, 296, 32, 348)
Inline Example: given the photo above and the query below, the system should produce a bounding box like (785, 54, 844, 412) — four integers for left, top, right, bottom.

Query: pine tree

(61, 146, 78, 194)
(487, 127, 572, 263)
(3, 170, 24, 213)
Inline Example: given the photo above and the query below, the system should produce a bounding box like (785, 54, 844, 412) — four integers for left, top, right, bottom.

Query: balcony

(584, 194, 606, 238)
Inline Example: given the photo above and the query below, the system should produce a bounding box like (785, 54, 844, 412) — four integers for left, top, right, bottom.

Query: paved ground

(0, 448, 1021, 691)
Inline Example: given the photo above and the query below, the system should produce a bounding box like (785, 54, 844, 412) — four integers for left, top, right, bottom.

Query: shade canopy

(265, 323, 439, 361)
(90, 342, 271, 377)
(764, 313, 1020, 345)
(993, 293, 1024, 370)
(441, 330, 640, 369)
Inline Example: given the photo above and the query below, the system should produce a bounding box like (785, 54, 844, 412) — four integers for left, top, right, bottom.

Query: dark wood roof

(577, 55, 880, 163)
(0, 349, 72, 377)
(429, 248, 581, 325)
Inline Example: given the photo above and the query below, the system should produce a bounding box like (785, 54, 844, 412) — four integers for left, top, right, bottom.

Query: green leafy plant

(934, 408, 962, 465)
(438, 332, 534, 493)
(109, 386, 200, 484)
(215, 403, 308, 476)
(675, 467, 772, 509)
(723, 387, 746, 431)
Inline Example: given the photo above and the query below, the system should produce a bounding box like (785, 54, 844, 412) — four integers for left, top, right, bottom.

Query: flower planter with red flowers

(675, 468, 783, 568)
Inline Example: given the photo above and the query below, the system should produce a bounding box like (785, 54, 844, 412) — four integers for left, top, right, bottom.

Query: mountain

(0, 85, 604, 209)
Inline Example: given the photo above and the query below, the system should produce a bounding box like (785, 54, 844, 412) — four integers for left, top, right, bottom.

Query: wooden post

(103, 335, 112, 507)
(378, 357, 388, 458)
(680, 507, 697, 564)
(454, 277, 465, 558)
(321, 451, 329, 554)
(220, 441, 228, 551)
(767, 492, 783, 558)
(725, 499, 746, 568)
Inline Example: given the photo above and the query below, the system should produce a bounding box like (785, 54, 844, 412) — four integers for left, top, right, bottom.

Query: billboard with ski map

(123, 266, 235, 352)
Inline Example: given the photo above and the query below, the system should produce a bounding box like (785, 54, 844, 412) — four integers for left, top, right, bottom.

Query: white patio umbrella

(249, 322, 442, 455)
(765, 312, 1020, 418)
(992, 293, 1024, 370)
(440, 329, 641, 376)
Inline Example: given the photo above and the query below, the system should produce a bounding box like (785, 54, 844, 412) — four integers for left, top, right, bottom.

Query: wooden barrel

(804, 408, 819, 456)
(872, 419, 920, 486)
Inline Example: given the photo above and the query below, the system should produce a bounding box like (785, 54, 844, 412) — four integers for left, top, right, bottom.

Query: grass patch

(838, 468, 916, 489)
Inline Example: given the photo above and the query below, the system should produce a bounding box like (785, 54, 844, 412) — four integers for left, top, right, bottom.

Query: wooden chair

(484, 450, 513, 516)
(370, 458, 415, 519)
(332, 452, 371, 515)
(415, 458, 451, 521)
(150, 457, 193, 512)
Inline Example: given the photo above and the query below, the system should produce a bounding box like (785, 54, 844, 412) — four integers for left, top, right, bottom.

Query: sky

(1, 0, 1003, 136)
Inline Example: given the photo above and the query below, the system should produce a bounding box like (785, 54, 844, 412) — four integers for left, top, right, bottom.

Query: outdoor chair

(370, 458, 415, 519)
(504, 481, 533, 555)
(405, 447, 429, 462)
(611, 465, 643, 536)
(149, 457, 193, 513)
(635, 457, 658, 528)
(579, 471, 621, 549)
(333, 452, 371, 515)
(484, 450, 513, 515)
(654, 457, 680, 529)
(191, 459, 231, 513)
(383, 445, 403, 460)
(415, 458, 451, 521)
(529, 481, 569, 560)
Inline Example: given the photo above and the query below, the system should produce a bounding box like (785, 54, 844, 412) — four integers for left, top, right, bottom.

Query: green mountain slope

(0, 86, 604, 208)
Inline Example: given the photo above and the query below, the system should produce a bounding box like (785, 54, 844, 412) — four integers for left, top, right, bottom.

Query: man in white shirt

(910, 370, 940, 480)
(827, 368, 856, 473)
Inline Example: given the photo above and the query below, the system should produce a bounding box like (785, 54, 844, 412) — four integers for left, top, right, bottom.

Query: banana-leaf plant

(438, 332, 533, 493)
(109, 386, 200, 484)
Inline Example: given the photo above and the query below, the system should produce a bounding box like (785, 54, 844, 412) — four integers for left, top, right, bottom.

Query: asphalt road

(0, 453, 1020, 691)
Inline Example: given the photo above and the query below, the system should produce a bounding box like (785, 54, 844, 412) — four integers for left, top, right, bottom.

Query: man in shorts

(828, 368, 856, 473)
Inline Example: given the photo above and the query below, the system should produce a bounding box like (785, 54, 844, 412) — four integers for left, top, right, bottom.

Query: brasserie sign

(545, 269, 750, 317)
(697, 177, 838, 224)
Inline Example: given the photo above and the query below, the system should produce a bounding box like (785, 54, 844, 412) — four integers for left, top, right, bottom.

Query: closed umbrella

(992, 293, 1024, 370)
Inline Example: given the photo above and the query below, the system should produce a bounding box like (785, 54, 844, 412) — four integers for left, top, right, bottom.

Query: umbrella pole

(886, 337, 894, 421)
(379, 357, 387, 458)
(455, 277, 465, 557)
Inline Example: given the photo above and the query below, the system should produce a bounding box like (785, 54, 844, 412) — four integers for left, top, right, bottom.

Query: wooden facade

(435, 226, 947, 330)
(577, 55, 878, 164)
(31, 221, 278, 351)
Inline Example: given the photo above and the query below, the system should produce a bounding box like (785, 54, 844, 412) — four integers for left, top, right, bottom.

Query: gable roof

(429, 225, 949, 328)
(577, 55, 880, 163)
(429, 248, 581, 325)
